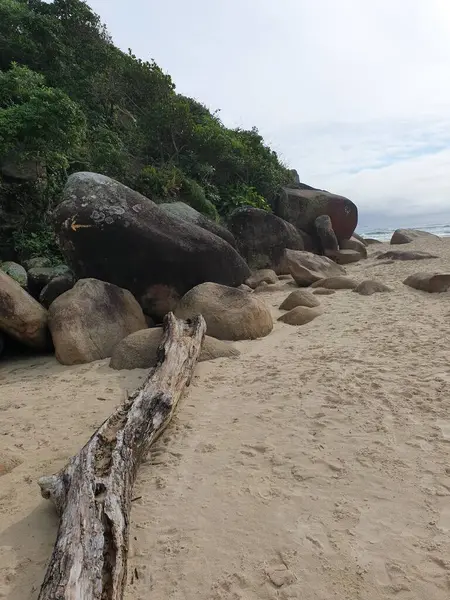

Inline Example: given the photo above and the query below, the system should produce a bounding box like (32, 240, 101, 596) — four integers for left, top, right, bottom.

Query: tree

(0, 63, 86, 170)
(0, 0, 293, 261)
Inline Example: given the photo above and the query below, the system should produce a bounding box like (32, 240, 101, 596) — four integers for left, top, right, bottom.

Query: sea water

(356, 223, 450, 242)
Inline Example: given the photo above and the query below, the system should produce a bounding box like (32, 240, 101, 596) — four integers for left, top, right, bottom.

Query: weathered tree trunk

(37, 312, 206, 600)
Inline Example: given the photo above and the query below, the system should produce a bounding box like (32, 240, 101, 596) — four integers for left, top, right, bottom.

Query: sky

(87, 0, 450, 228)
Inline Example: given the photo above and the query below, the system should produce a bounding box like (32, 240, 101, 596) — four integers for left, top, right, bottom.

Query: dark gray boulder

(227, 207, 311, 274)
(159, 202, 236, 247)
(39, 273, 76, 309)
(27, 265, 72, 298)
(54, 173, 250, 319)
(315, 215, 339, 253)
(274, 187, 358, 242)
(23, 257, 52, 271)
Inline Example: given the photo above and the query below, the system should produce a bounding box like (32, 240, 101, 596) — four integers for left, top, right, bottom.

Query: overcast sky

(88, 0, 450, 227)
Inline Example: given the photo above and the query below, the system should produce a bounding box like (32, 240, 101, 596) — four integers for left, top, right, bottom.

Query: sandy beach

(1, 236, 450, 599)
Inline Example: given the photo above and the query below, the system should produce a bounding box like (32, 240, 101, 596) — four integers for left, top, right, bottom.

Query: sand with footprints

(1, 236, 450, 599)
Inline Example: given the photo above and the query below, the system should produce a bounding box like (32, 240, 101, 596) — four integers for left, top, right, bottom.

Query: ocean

(356, 224, 450, 242)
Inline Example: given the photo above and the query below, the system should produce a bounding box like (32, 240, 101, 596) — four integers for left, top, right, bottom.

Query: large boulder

(110, 328, 240, 370)
(284, 249, 346, 286)
(274, 187, 358, 242)
(0, 261, 27, 287)
(227, 207, 310, 274)
(159, 201, 236, 247)
(48, 278, 147, 365)
(1, 155, 46, 182)
(315, 215, 338, 253)
(391, 229, 440, 245)
(403, 273, 450, 293)
(0, 271, 49, 349)
(55, 173, 250, 319)
(175, 282, 273, 340)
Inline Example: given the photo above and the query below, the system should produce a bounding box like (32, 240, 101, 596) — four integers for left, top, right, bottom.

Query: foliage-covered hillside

(0, 0, 293, 259)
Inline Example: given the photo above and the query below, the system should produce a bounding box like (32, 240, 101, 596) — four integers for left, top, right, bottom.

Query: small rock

(238, 284, 253, 293)
(279, 290, 320, 310)
(364, 238, 382, 245)
(266, 566, 296, 587)
(325, 249, 361, 265)
(254, 281, 290, 293)
(284, 249, 346, 286)
(377, 250, 438, 261)
(311, 276, 357, 290)
(353, 280, 392, 296)
(245, 269, 278, 289)
(403, 272, 450, 293)
(278, 306, 322, 326)
(312, 288, 336, 295)
(339, 237, 368, 258)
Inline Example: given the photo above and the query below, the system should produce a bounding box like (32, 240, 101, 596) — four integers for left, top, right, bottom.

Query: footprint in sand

(436, 419, 450, 442)
(0, 450, 23, 476)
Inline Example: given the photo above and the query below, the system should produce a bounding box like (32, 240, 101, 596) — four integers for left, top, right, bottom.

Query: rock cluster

(0, 171, 369, 363)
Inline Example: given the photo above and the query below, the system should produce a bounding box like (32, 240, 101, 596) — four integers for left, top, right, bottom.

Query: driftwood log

(37, 312, 206, 600)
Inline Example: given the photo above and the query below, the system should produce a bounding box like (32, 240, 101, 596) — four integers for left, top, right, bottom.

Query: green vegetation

(0, 0, 292, 259)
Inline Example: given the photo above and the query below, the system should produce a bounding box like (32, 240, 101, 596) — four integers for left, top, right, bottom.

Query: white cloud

(88, 0, 450, 225)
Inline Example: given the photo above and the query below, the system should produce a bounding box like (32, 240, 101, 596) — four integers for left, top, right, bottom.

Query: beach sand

(1, 237, 450, 599)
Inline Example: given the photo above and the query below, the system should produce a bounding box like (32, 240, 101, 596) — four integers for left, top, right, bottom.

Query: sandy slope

(1, 237, 450, 599)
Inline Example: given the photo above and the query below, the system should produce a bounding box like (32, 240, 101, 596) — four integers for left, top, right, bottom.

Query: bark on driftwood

(37, 312, 206, 600)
